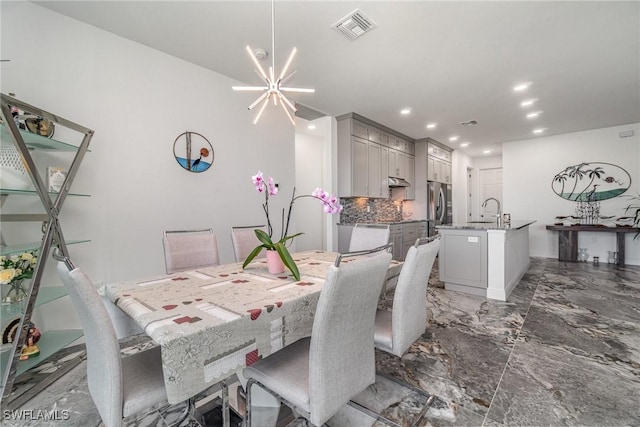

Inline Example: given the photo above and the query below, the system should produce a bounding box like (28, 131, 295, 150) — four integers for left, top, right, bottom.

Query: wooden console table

(546, 225, 639, 267)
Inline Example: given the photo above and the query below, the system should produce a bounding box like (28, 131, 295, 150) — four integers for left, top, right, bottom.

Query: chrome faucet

(482, 197, 502, 225)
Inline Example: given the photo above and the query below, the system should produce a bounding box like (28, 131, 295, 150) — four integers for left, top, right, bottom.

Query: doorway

(478, 167, 503, 219)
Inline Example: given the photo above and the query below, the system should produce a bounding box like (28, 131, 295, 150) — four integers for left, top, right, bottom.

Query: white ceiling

(33, 1, 640, 157)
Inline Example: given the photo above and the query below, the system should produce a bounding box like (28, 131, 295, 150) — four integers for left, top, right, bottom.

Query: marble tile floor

(4, 257, 640, 426)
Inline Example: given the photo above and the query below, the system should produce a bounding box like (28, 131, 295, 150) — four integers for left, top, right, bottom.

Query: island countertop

(437, 219, 536, 231)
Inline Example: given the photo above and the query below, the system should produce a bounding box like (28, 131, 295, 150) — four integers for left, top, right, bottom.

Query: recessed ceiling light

(526, 111, 543, 119)
(460, 142, 470, 148)
(521, 99, 537, 107)
(449, 136, 459, 142)
(513, 82, 531, 92)
(307, 124, 316, 130)
(533, 128, 547, 134)
(483, 149, 492, 154)
(400, 108, 411, 115)
(426, 123, 437, 129)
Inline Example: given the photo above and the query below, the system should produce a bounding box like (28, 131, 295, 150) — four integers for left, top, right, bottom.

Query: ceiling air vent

(459, 120, 479, 127)
(332, 9, 377, 41)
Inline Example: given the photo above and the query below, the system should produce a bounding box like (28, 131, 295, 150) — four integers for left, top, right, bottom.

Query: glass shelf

(0, 188, 90, 197)
(0, 123, 84, 152)
(1, 286, 69, 319)
(0, 240, 91, 256)
(0, 329, 83, 384)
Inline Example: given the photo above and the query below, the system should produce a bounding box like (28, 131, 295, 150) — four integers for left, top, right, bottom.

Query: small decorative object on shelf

(607, 251, 618, 264)
(243, 170, 343, 280)
(19, 322, 41, 360)
(593, 256, 600, 266)
(1, 250, 37, 304)
(577, 248, 589, 262)
(47, 166, 68, 193)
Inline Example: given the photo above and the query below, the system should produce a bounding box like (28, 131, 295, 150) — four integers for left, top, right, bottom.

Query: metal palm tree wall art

(232, 0, 314, 125)
(551, 162, 631, 202)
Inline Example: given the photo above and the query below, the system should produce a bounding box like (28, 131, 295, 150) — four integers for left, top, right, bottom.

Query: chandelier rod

(271, 0, 276, 74)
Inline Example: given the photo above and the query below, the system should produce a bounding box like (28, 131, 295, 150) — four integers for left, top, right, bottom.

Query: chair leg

(374, 371, 436, 427)
(245, 378, 256, 427)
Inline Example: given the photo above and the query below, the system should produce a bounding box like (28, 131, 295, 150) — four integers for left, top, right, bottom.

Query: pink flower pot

(266, 250, 285, 275)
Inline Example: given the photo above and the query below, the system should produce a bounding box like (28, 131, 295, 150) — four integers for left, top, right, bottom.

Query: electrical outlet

(366, 205, 370, 213)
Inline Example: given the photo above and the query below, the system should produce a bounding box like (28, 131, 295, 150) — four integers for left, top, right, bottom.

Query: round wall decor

(173, 131, 214, 173)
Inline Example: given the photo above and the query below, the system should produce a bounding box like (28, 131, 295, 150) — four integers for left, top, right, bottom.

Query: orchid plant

(243, 170, 343, 280)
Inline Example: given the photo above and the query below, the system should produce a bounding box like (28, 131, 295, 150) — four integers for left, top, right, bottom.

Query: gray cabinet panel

(439, 230, 487, 288)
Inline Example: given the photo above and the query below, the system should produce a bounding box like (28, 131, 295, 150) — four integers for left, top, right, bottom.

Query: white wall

(1, 2, 296, 330)
(503, 123, 640, 265)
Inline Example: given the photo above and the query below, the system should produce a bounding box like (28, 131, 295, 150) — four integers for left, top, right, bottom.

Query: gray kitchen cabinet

(367, 141, 382, 197)
(404, 154, 415, 200)
(390, 224, 403, 260)
(380, 145, 389, 197)
(439, 229, 488, 290)
(389, 149, 405, 179)
(426, 141, 452, 184)
(351, 136, 369, 196)
(427, 155, 435, 181)
(337, 113, 415, 199)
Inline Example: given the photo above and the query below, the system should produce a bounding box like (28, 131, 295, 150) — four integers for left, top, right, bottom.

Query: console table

(545, 225, 639, 267)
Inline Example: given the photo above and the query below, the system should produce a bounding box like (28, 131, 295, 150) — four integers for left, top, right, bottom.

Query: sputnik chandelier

(232, 0, 314, 125)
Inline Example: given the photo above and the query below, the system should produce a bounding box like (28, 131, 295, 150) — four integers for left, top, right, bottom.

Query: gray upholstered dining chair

(374, 235, 440, 357)
(230, 225, 267, 263)
(242, 244, 393, 427)
(162, 228, 220, 274)
(348, 223, 391, 252)
(54, 251, 230, 427)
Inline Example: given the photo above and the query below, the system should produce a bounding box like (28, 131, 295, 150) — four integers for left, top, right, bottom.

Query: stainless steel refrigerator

(427, 181, 452, 236)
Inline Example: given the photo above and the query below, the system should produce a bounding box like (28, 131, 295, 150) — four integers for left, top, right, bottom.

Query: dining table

(104, 250, 402, 404)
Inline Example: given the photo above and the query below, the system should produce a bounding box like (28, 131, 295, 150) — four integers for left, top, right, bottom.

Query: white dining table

(104, 250, 402, 404)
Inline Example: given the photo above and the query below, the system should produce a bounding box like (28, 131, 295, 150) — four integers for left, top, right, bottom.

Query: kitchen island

(436, 220, 536, 301)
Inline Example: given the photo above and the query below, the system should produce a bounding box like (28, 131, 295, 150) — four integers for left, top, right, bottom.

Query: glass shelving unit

(0, 93, 94, 407)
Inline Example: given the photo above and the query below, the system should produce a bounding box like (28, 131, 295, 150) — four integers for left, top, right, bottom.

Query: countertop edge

(436, 220, 537, 231)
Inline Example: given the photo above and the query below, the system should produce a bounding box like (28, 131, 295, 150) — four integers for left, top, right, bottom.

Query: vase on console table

(577, 248, 589, 262)
(266, 250, 286, 275)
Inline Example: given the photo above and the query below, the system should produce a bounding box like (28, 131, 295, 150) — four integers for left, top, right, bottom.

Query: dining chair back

(231, 225, 267, 263)
(374, 236, 440, 357)
(348, 223, 391, 252)
(55, 253, 168, 427)
(243, 244, 393, 426)
(163, 228, 220, 274)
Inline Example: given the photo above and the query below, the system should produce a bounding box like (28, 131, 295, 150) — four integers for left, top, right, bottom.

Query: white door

(478, 168, 503, 219)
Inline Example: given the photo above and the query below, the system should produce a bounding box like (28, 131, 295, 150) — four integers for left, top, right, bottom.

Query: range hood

(388, 177, 411, 187)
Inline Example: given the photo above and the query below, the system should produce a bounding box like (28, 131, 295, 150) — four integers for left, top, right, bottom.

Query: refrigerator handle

(438, 186, 445, 222)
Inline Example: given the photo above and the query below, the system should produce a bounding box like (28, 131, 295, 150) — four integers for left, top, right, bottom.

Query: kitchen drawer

(390, 224, 402, 235)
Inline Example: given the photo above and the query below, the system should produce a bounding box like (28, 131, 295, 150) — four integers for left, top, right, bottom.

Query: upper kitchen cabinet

(337, 113, 414, 199)
(426, 140, 452, 184)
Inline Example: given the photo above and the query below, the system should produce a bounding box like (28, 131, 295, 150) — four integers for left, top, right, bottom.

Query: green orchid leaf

(279, 232, 304, 244)
(254, 229, 275, 249)
(242, 244, 267, 269)
(275, 242, 300, 281)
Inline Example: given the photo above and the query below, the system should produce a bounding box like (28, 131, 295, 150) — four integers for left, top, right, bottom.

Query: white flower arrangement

(0, 251, 38, 285)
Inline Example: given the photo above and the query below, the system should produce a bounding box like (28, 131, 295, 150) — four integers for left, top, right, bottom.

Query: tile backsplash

(339, 197, 403, 223)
